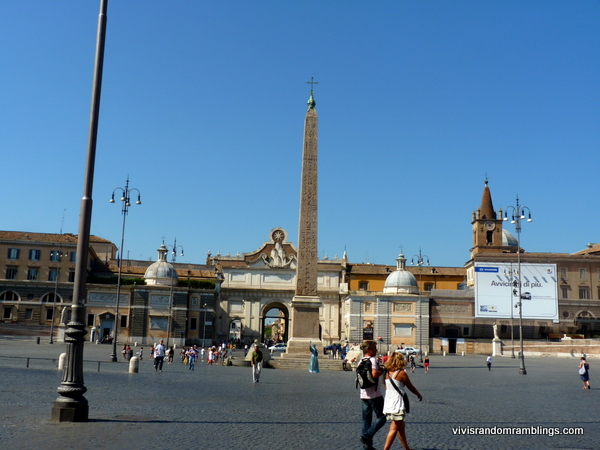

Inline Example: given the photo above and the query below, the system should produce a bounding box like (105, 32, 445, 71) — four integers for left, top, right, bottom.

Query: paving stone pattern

(0, 340, 598, 450)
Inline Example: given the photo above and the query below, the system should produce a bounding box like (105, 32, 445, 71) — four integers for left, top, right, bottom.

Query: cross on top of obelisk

(306, 77, 318, 110)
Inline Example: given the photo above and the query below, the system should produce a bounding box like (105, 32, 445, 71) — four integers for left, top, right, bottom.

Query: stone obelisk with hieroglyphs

(286, 79, 323, 355)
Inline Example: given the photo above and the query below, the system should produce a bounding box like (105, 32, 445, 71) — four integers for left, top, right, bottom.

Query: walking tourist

(251, 343, 263, 383)
(358, 340, 386, 450)
(382, 352, 423, 450)
(486, 355, 492, 371)
(154, 339, 166, 372)
(579, 356, 591, 389)
(186, 346, 198, 370)
(424, 355, 430, 373)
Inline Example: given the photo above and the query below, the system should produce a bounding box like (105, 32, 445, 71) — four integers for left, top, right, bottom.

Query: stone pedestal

(492, 339, 502, 356)
(286, 295, 322, 355)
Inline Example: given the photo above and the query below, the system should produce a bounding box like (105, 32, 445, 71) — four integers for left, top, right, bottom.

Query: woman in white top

(383, 352, 423, 450)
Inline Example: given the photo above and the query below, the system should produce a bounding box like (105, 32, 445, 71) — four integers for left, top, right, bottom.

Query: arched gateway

(261, 302, 289, 345)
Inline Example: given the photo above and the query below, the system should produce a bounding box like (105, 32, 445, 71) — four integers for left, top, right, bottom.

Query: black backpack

(356, 357, 378, 390)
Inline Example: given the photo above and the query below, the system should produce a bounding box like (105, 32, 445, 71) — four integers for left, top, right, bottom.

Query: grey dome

(144, 243, 178, 286)
(383, 253, 419, 295)
(502, 229, 518, 247)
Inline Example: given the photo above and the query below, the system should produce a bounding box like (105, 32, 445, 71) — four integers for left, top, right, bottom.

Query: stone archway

(261, 302, 289, 345)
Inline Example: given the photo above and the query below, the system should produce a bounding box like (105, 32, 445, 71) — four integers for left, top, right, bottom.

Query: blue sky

(1, 2, 599, 268)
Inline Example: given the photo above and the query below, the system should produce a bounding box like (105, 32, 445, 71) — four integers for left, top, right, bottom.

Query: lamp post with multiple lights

(165, 238, 184, 347)
(411, 249, 430, 363)
(504, 197, 532, 375)
(503, 265, 517, 358)
(109, 177, 141, 362)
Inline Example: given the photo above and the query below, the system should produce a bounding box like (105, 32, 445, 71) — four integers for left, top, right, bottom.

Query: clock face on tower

(484, 221, 496, 231)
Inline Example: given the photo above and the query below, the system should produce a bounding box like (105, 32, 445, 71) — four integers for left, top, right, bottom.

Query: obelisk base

(285, 295, 323, 355)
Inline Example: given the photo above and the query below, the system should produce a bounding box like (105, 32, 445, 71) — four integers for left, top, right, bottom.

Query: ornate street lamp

(411, 249, 430, 363)
(503, 265, 517, 358)
(109, 177, 141, 362)
(504, 197, 532, 375)
(165, 238, 184, 347)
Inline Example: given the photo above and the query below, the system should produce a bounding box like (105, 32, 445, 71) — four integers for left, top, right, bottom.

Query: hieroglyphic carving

(296, 107, 318, 297)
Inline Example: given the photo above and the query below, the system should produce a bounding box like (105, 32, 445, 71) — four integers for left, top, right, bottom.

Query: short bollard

(58, 353, 66, 371)
(461, 351, 465, 356)
(129, 356, 139, 373)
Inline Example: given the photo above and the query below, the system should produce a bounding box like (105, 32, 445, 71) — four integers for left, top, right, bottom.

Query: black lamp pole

(109, 178, 141, 362)
(504, 196, 532, 375)
(411, 249, 430, 363)
(51, 0, 108, 422)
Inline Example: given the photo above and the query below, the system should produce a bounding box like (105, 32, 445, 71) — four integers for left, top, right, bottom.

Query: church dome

(383, 253, 419, 295)
(144, 243, 178, 286)
(502, 229, 518, 247)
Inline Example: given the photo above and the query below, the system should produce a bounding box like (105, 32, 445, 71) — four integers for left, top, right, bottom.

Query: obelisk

(286, 79, 323, 354)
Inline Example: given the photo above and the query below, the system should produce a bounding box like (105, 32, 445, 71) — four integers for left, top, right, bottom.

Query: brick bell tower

(470, 179, 505, 258)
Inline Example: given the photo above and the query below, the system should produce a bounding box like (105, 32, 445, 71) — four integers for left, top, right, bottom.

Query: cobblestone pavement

(1, 339, 598, 449)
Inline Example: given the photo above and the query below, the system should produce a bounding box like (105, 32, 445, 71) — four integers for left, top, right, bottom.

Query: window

(579, 287, 590, 300)
(48, 269, 59, 282)
(27, 268, 39, 281)
(5, 267, 17, 280)
(190, 317, 198, 330)
(0, 291, 18, 301)
(393, 323, 412, 337)
(500, 325, 508, 333)
(579, 269, 587, 282)
(150, 316, 168, 330)
(29, 249, 41, 261)
(43, 293, 61, 303)
(562, 287, 569, 299)
(424, 283, 434, 291)
(560, 267, 568, 281)
(87, 314, 95, 326)
(68, 271, 75, 282)
(432, 326, 440, 336)
(486, 230, 493, 244)
(120, 315, 127, 328)
(69, 251, 77, 263)
(4, 307, 11, 319)
(359, 281, 369, 291)
(462, 327, 471, 336)
(364, 302, 372, 313)
(7, 248, 20, 260)
(46, 308, 54, 321)
(25, 309, 33, 320)
(49, 250, 61, 262)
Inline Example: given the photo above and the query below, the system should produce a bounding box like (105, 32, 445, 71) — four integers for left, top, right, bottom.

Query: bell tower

(470, 180, 504, 258)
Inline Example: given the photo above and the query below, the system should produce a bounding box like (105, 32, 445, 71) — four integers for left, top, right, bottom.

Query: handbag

(579, 366, 586, 375)
(388, 375, 410, 414)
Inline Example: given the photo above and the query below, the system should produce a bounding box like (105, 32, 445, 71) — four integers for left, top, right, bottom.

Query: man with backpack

(357, 340, 386, 450)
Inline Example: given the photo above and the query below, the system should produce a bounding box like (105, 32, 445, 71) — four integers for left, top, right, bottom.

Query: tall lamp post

(202, 303, 208, 347)
(504, 197, 532, 375)
(109, 177, 141, 362)
(411, 249, 430, 363)
(52, 0, 107, 422)
(503, 265, 517, 358)
(48, 247, 64, 344)
(165, 238, 184, 347)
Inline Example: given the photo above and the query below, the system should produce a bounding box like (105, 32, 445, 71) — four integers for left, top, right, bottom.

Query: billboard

(474, 262, 558, 320)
